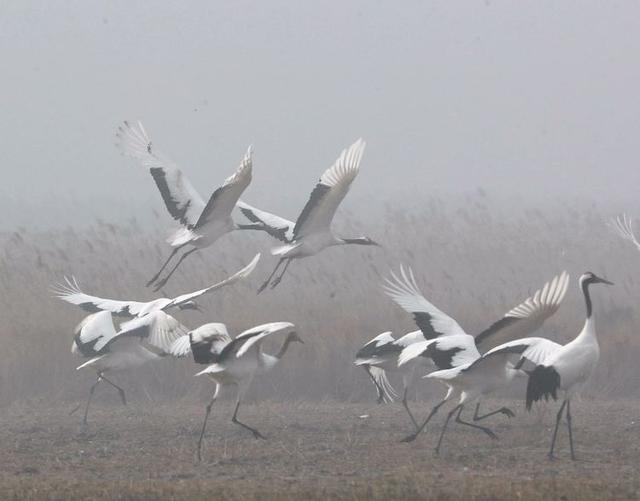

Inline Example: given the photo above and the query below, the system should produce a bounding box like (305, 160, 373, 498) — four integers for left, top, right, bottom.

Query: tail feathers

(367, 366, 398, 403)
(525, 365, 560, 410)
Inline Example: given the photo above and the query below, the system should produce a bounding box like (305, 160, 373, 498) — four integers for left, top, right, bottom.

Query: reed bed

(1, 194, 638, 407)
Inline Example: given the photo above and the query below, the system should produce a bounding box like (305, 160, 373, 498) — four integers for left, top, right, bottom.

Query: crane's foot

(500, 407, 515, 418)
(253, 430, 267, 440)
(482, 428, 498, 440)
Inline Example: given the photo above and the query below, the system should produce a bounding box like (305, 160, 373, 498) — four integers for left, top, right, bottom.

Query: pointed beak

(598, 277, 614, 286)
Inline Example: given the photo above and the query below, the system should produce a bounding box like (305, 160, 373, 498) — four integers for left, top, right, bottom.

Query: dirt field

(1, 398, 638, 500)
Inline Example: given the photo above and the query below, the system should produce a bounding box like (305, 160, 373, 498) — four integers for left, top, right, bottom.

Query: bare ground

(1, 398, 639, 500)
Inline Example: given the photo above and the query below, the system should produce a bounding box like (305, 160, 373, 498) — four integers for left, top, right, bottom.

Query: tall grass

(1, 193, 638, 407)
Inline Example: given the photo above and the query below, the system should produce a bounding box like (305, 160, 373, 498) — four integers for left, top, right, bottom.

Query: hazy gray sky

(2, 1, 640, 228)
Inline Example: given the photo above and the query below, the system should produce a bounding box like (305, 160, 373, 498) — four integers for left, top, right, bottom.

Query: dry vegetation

(1, 400, 639, 500)
(1, 194, 640, 498)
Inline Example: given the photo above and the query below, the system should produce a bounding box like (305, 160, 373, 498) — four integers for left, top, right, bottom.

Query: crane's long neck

(274, 335, 296, 360)
(578, 279, 597, 344)
(582, 279, 593, 319)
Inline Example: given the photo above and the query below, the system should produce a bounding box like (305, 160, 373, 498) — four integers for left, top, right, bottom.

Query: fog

(2, 1, 640, 230)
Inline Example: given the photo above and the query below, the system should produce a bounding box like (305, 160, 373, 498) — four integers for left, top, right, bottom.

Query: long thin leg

(146, 244, 185, 287)
(100, 375, 127, 406)
(402, 386, 419, 430)
(82, 376, 102, 425)
(231, 398, 266, 440)
(401, 398, 448, 443)
(153, 248, 198, 291)
(364, 366, 385, 404)
(456, 407, 499, 440)
(473, 401, 515, 421)
(196, 384, 220, 463)
(548, 399, 568, 460)
(435, 404, 464, 455)
(269, 258, 292, 289)
(257, 258, 285, 294)
(566, 399, 575, 460)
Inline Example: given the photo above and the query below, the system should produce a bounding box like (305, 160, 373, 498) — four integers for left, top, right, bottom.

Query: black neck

(275, 335, 295, 359)
(582, 280, 593, 318)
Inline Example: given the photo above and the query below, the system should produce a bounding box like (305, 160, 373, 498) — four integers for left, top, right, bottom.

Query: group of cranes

(52, 119, 620, 462)
(355, 267, 612, 459)
(116, 121, 378, 292)
(55, 119, 378, 460)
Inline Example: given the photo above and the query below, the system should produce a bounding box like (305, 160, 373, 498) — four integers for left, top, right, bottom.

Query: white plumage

(71, 310, 188, 424)
(53, 254, 260, 318)
(385, 267, 569, 449)
(169, 321, 302, 461)
(524, 271, 613, 460)
(354, 330, 429, 428)
(232, 139, 380, 292)
(116, 120, 255, 290)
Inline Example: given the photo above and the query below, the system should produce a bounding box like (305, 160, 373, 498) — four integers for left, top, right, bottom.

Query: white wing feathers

(609, 213, 640, 251)
(236, 201, 295, 243)
(235, 322, 296, 358)
(116, 120, 206, 228)
(53, 276, 148, 317)
(293, 139, 366, 238)
(72, 311, 118, 355)
(462, 337, 562, 375)
(474, 271, 569, 353)
(168, 323, 231, 359)
(194, 145, 253, 229)
(113, 311, 189, 354)
(383, 265, 467, 339)
(165, 253, 260, 308)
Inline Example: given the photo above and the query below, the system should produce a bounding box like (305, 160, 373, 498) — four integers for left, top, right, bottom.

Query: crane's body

(524, 272, 612, 460)
(385, 266, 569, 451)
(169, 321, 302, 461)
(116, 120, 254, 290)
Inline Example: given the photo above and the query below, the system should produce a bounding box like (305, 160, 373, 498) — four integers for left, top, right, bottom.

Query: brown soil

(1, 399, 638, 500)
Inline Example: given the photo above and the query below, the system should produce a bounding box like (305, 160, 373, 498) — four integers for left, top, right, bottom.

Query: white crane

(383, 266, 569, 446)
(234, 139, 380, 292)
(71, 310, 188, 424)
(116, 120, 255, 291)
(406, 336, 562, 454)
(169, 321, 302, 461)
(53, 254, 260, 318)
(524, 271, 613, 460)
(354, 330, 430, 429)
(609, 213, 640, 251)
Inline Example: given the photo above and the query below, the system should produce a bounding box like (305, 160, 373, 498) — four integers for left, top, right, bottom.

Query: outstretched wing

(461, 337, 562, 377)
(293, 139, 365, 239)
(236, 201, 295, 243)
(53, 276, 148, 317)
(609, 214, 640, 251)
(397, 334, 479, 370)
(383, 265, 468, 340)
(354, 331, 397, 366)
(194, 146, 253, 229)
(164, 253, 260, 309)
(168, 322, 232, 364)
(215, 322, 296, 361)
(105, 311, 189, 355)
(116, 120, 206, 227)
(474, 271, 569, 353)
